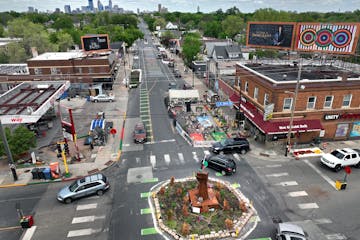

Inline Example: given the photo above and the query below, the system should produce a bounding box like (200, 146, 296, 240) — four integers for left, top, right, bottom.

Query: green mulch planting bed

(156, 179, 246, 236)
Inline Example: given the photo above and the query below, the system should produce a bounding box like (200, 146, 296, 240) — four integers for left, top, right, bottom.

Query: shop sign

(324, 114, 340, 120)
(278, 124, 308, 131)
(350, 122, 360, 137)
(263, 103, 274, 121)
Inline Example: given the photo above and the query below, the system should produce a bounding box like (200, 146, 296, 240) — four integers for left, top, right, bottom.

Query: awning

(240, 99, 323, 135)
(90, 119, 105, 131)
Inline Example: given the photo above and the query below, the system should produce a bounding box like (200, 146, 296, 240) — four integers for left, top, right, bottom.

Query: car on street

(320, 148, 360, 172)
(168, 82, 177, 89)
(183, 83, 193, 89)
(90, 94, 115, 102)
(57, 173, 110, 204)
(276, 222, 307, 240)
(174, 69, 181, 78)
(201, 154, 236, 175)
(133, 122, 147, 143)
(210, 137, 250, 154)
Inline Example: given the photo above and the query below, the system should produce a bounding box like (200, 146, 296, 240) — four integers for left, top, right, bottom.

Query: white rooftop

(29, 51, 85, 61)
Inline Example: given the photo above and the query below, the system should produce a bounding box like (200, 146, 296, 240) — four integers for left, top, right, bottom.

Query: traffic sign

(110, 128, 117, 135)
(344, 166, 352, 174)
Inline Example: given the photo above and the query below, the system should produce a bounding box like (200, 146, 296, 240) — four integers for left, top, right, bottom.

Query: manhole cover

(136, 175, 142, 179)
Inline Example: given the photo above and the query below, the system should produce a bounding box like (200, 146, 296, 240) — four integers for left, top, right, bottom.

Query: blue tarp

(90, 119, 105, 131)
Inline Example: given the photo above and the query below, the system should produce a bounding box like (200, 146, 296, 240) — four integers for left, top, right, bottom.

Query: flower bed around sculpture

(149, 176, 257, 239)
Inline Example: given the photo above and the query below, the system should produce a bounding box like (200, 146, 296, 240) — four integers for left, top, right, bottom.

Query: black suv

(202, 154, 236, 175)
(210, 137, 250, 154)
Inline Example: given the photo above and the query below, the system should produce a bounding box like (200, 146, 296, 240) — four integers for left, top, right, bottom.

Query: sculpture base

(188, 188, 219, 212)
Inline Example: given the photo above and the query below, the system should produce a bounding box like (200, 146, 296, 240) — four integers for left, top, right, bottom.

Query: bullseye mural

(295, 23, 359, 54)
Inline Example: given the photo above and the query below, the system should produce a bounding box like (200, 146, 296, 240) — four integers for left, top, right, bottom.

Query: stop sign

(344, 166, 352, 174)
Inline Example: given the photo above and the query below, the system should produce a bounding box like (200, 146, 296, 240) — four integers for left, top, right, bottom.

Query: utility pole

(0, 120, 18, 181)
(285, 62, 302, 156)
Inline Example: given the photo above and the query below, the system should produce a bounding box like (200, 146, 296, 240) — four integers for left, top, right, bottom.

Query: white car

(320, 148, 360, 172)
(90, 94, 115, 102)
(276, 222, 306, 240)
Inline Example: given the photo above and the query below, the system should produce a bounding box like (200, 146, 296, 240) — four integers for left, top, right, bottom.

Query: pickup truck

(90, 94, 115, 102)
(320, 148, 360, 172)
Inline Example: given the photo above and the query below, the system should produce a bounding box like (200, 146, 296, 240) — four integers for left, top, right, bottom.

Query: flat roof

(0, 81, 70, 124)
(28, 51, 85, 61)
(243, 63, 360, 82)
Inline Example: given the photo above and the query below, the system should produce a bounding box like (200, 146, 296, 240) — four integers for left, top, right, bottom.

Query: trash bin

(43, 167, 51, 180)
(20, 215, 34, 228)
(31, 168, 39, 180)
(38, 168, 45, 180)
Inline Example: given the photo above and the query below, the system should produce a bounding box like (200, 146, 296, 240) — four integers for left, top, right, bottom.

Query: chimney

(341, 72, 348, 81)
(31, 47, 38, 57)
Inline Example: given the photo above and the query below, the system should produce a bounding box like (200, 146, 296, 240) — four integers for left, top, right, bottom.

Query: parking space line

(303, 159, 337, 190)
(164, 154, 171, 165)
(178, 153, 185, 164)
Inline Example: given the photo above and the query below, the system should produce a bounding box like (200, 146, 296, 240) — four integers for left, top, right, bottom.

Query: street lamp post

(285, 62, 302, 156)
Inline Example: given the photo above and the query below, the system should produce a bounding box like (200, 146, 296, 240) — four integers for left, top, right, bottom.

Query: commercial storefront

(323, 113, 360, 139)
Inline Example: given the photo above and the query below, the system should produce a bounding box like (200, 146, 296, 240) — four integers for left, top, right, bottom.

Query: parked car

(276, 222, 307, 240)
(57, 173, 110, 204)
(174, 69, 181, 78)
(168, 82, 177, 89)
(183, 83, 193, 90)
(320, 148, 360, 172)
(201, 154, 236, 175)
(90, 94, 115, 102)
(210, 137, 250, 154)
(133, 122, 147, 143)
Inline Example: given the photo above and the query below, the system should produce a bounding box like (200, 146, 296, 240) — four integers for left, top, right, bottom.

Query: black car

(174, 69, 181, 78)
(201, 154, 236, 175)
(210, 137, 250, 154)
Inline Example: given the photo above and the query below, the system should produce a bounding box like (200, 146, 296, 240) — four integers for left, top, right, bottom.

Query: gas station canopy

(0, 81, 70, 124)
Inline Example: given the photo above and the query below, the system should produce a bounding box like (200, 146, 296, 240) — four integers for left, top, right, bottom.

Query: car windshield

(220, 139, 232, 146)
(331, 150, 345, 159)
(69, 181, 79, 192)
(135, 128, 145, 134)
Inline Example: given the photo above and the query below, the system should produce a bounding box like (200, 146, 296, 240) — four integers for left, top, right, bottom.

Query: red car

(133, 122, 147, 143)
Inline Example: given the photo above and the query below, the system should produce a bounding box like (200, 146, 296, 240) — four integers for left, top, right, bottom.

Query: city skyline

(0, 0, 359, 13)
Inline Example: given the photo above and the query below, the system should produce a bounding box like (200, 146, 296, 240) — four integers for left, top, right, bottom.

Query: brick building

(224, 60, 360, 144)
(0, 50, 117, 95)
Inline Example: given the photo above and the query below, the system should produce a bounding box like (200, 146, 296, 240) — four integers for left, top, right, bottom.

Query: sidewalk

(0, 56, 130, 188)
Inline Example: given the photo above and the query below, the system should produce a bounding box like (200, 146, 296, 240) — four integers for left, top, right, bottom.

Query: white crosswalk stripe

(298, 203, 319, 209)
(150, 155, 156, 168)
(287, 191, 308, 197)
(233, 153, 241, 161)
(266, 172, 289, 177)
(164, 154, 171, 165)
(325, 233, 347, 240)
(193, 152, 200, 163)
(276, 181, 298, 186)
(76, 203, 97, 211)
(178, 153, 185, 164)
(67, 228, 102, 237)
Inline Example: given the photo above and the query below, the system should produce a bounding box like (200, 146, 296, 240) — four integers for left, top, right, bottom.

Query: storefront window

(335, 123, 349, 137)
(245, 81, 249, 93)
(254, 87, 259, 101)
(264, 93, 269, 106)
(350, 122, 360, 137)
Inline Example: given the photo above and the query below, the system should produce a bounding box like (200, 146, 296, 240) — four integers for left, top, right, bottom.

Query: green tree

(56, 32, 75, 51)
(160, 30, 175, 47)
(5, 42, 27, 63)
(0, 125, 36, 158)
(182, 33, 201, 66)
(222, 15, 245, 39)
(52, 14, 74, 30)
(154, 17, 166, 30)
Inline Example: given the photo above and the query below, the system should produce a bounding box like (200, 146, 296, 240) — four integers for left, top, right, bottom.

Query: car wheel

(96, 190, 104, 196)
(64, 198, 72, 204)
(95, 100, 98, 103)
(221, 170, 226, 176)
(355, 162, 360, 168)
(109, 99, 113, 102)
(240, 149, 247, 155)
(334, 164, 342, 172)
(220, 151, 224, 155)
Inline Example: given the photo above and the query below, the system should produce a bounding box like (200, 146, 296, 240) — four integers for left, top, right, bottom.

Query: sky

(0, 0, 359, 13)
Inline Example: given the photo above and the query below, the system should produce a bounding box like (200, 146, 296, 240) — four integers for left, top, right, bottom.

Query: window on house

(77, 67, 82, 74)
(88, 67, 93, 74)
(51, 67, 57, 75)
(307, 96, 316, 109)
(342, 94, 352, 107)
(283, 98, 293, 111)
(254, 87, 259, 100)
(245, 81, 248, 93)
(324, 96, 333, 108)
(264, 93, 269, 106)
(34, 68, 42, 75)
